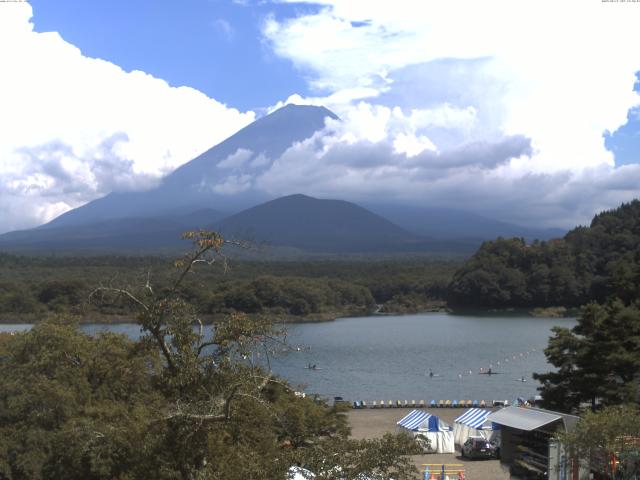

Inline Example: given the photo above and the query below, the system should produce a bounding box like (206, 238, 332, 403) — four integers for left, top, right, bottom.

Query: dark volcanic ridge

(0, 105, 564, 255)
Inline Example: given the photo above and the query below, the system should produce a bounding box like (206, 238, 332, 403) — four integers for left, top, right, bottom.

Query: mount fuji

(0, 105, 562, 254)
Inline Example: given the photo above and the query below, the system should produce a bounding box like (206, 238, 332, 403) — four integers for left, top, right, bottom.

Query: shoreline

(0, 302, 574, 326)
(0, 303, 450, 325)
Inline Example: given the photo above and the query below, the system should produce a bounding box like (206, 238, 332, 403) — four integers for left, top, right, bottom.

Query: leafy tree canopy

(449, 200, 640, 309)
(0, 253, 456, 322)
(0, 231, 420, 480)
(558, 404, 640, 480)
(534, 300, 640, 412)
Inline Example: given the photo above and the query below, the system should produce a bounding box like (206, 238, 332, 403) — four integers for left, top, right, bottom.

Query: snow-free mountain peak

(214, 193, 415, 252)
(0, 103, 565, 255)
(43, 104, 338, 229)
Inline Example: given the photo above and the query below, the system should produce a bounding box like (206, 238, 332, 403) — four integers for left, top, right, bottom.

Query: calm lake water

(0, 313, 575, 403)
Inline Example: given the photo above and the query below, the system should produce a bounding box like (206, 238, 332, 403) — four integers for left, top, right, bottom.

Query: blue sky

(605, 73, 640, 166)
(1, 0, 639, 233)
(29, 0, 317, 111)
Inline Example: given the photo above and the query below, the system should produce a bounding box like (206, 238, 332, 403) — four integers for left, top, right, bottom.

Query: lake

(0, 312, 575, 403)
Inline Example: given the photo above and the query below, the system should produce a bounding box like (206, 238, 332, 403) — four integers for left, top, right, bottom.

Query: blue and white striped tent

(397, 410, 454, 453)
(397, 410, 442, 432)
(453, 408, 500, 446)
(455, 408, 494, 429)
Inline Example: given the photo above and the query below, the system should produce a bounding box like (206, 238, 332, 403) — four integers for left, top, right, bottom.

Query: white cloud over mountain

(262, 0, 640, 226)
(0, 3, 254, 233)
(2, 0, 640, 234)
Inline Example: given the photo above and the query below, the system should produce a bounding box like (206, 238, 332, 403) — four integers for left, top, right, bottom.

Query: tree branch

(88, 286, 150, 312)
(196, 341, 218, 357)
(148, 323, 175, 371)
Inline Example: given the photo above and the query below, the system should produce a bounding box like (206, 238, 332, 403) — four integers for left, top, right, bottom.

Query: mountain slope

(0, 209, 224, 254)
(213, 194, 473, 253)
(0, 103, 561, 255)
(366, 204, 565, 241)
(44, 105, 338, 229)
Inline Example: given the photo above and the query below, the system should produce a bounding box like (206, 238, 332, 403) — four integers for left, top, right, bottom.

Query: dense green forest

(3, 200, 639, 320)
(448, 200, 640, 309)
(502, 199, 640, 439)
(0, 254, 456, 322)
(0, 232, 421, 479)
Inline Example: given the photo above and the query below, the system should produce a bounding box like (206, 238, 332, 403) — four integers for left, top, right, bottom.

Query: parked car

(461, 436, 497, 460)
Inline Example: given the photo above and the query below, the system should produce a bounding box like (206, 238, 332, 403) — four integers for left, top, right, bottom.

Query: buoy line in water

(441, 346, 545, 381)
(288, 339, 545, 385)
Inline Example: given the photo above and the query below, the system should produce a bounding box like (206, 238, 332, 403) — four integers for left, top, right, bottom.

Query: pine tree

(534, 300, 640, 412)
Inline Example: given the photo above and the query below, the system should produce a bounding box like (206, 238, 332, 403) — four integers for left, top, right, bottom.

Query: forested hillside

(448, 200, 640, 309)
(0, 254, 456, 322)
(0, 232, 421, 479)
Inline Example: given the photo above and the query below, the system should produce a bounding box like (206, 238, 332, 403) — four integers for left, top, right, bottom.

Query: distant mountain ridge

(214, 194, 419, 252)
(0, 194, 479, 254)
(366, 204, 564, 242)
(44, 104, 338, 229)
(0, 209, 224, 254)
(0, 104, 566, 255)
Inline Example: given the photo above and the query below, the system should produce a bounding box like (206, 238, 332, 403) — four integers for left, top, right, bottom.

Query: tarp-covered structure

(453, 408, 501, 447)
(287, 466, 315, 479)
(397, 410, 455, 454)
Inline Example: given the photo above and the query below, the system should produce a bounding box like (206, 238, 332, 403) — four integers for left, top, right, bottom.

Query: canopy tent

(486, 405, 580, 435)
(453, 408, 501, 447)
(287, 466, 315, 479)
(397, 410, 455, 454)
(287, 465, 379, 480)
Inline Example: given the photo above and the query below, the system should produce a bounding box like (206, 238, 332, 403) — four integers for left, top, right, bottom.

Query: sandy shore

(347, 407, 510, 479)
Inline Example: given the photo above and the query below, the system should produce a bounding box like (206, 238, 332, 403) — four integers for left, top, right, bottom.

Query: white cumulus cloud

(0, 2, 254, 233)
(217, 148, 255, 169)
(259, 0, 640, 226)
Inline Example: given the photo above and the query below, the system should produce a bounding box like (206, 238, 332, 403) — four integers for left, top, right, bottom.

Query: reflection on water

(1, 312, 574, 402)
